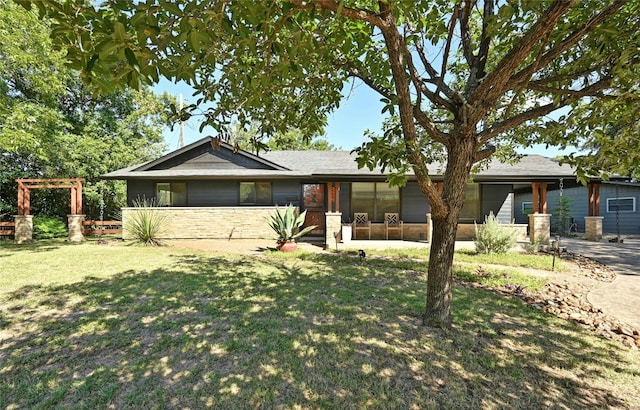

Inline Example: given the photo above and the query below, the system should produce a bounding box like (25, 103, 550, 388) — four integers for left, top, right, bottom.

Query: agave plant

(266, 205, 317, 248)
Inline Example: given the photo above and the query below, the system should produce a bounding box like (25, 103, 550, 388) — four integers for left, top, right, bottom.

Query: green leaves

(266, 205, 317, 244)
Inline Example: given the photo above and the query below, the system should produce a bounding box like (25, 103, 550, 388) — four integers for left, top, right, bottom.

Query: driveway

(562, 237, 640, 329)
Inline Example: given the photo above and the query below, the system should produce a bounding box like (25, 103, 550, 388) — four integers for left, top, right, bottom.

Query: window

(352, 182, 399, 222)
(156, 182, 187, 206)
(459, 183, 481, 221)
(240, 182, 271, 205)
(521, 202, 533, 214)
(606, 197, 636, 213)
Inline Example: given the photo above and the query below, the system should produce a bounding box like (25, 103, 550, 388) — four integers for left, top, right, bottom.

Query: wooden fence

(0, 222, 15, 237)
(81, 220, 122, 236)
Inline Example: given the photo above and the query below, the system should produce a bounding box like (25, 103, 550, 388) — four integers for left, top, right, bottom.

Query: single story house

(103, 136, 582, 245)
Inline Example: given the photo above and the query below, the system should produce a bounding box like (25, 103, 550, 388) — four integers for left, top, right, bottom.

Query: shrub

(474, 212, 518, 254)
(125, 196, 167, 246)
(33, 216, 67, 239)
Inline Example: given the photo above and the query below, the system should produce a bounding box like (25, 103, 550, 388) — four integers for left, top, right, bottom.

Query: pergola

(16, 178, 85, 215)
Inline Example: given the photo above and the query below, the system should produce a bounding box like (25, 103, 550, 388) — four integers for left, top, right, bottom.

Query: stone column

(528, 213, 551, 245)
(67, 214, 85, 242)
(584, 216, 604, 241)
(325, 212, 342, 250)
(14, 215, 33, 244)
(426, 213, 432, 242)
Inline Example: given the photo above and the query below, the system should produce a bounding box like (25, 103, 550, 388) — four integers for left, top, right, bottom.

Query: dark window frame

(156, 182, 187, 206)
(606, 196, 636, 213)
(239, 181, 272, 205)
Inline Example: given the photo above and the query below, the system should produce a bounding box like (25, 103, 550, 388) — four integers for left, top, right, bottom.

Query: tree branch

(509, 1, 628, 87)
(458, 0, 475, 67)
(287, 0, 385, 27)
(476, 0, 494, 77)
(478, 103, 560, 144)
(478, 77, 613, 143)
(344, 64, 394, 100)
(474, 145, 496, 163)
(413, 108, 450, 145)
(415, 41, 457, 101)
(469, 1, 574, 122)
(439, 4, 459, 96)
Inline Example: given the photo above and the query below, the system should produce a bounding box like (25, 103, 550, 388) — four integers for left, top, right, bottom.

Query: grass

(1, 240, 639, 409)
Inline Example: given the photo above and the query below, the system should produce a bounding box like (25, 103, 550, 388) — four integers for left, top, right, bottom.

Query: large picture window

(156, 182, 187, 206)
(352, 182, 399, 222)
(240, 182, 271, 205)
(460, 183, 481, 221)
(607, 197, 636, 213)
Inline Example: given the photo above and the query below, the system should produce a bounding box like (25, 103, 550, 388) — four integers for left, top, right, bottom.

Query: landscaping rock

(515, 256, 639, 350)
(457, 253, 637, 350)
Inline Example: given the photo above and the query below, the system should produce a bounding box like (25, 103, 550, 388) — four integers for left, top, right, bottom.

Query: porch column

(68, 214, 85, 242)
(426, 213, 432, 242)
(585, 182, 602, 241)
(14, 215, 33, 243)
(76, 179, 83, 215)
(70, 187, 77, 215)
(531, 182, 548, 214)
(325, 212, 342, 250)
(584, 216, 604, 241)
(588, 182, 600, 216)
(529, 213, 551, 245)
(328, 182, 340, 213)
(17, 182, 30, 215)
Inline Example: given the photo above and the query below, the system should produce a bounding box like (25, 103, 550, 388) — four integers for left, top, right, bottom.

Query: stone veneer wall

(121, 207, 279, 240)
(456, 223, 528, 241)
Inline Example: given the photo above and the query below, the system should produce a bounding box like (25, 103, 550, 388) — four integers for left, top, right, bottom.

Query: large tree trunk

(423, 132, 476, 327)
(424, 213, 459, 327)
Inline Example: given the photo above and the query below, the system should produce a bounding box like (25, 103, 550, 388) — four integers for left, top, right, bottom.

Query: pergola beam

(15, 178, 85, 216)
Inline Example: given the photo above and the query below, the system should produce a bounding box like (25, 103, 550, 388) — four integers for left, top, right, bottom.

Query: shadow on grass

(0, 252, 637, 409)
(0, 238, 66, 254)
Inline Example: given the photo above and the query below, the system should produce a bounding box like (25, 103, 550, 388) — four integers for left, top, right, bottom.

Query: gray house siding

(481, 185, 513, 224)
(514, 183, 640, 234)
(601, 184, 640, 234)
(188, 180, 237, 206)
(272, 181, 302, 206)
(339, 183, 351, 223)
(127, 180, 155, 205)
(401, 182, 430, 223)
(128, 179, 301, 207)
(150, 144, 275, 171)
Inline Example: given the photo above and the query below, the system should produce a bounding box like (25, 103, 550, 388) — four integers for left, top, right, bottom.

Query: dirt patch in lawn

(164, 238, 326, 255)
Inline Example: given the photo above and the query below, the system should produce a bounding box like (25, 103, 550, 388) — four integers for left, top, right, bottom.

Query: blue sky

(155, 79, 570, 157)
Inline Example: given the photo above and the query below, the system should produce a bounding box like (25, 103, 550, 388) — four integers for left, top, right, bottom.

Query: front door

(302, 183, 325, 235)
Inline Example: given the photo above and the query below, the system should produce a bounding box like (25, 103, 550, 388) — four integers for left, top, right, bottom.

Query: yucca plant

(125, 196, 167, 246)
(266, 205, 316, 250)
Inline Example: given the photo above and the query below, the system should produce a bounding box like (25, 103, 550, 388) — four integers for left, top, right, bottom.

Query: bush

(33, 216, 67, 239)
(125, 196, 167, 246)
(474, 212, 518, 254)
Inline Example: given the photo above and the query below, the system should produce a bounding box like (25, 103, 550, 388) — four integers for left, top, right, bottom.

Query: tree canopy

(1, 0, 173, 219)
(26, 0, 640, 326)
(227, 122, 336, 154)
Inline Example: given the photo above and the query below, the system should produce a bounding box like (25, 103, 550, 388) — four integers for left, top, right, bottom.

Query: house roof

(103, 136, 577, 182)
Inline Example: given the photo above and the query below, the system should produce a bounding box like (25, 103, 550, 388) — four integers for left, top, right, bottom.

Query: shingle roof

(103, 136, 576, 181)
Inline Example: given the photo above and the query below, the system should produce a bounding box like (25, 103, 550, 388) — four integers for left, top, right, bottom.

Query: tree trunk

(423, 131, 476, 327)
(424, 213, 458, 327)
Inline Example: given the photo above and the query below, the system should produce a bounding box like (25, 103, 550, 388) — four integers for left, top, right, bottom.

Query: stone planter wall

(121, 207, 279, 240)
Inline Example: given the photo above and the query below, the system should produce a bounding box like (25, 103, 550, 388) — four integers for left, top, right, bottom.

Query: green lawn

(1, 240, 639, 409)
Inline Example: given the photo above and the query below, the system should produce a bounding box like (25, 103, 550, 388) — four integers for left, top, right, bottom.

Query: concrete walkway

(562, 237, 640, 329)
